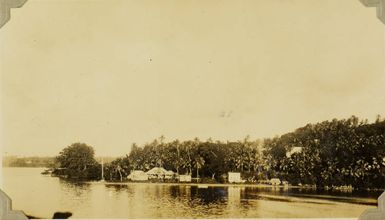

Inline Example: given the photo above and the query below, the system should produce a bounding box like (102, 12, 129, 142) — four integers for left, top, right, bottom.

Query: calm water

(2, 167, 383, 218)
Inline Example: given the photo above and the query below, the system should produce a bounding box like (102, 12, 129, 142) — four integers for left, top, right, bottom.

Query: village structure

(123, 149, 303, 184)
(126, 167, 276, 184)
(228, 172, 243, 183)
(127, 167, 175, 181)
(127, 167, 192, 182)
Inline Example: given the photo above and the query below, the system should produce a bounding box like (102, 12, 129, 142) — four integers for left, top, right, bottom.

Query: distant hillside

(3, 156, 117, 168)
(3, 156, 55, 168)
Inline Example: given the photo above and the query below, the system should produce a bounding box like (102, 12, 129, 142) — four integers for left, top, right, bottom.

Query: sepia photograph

(1, 0, 385, 219)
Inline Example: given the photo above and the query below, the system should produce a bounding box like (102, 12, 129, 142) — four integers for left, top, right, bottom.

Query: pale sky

(0, 0, 384, 157)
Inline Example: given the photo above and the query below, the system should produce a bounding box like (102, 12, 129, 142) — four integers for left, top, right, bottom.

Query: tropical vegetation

(53, 143, 101, 180)
(52, 116, 385, 189)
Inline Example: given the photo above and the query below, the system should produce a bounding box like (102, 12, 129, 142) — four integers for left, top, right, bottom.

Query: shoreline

(89, 181, 385, 192)
(86, 179, 312, 188)
(97, 181, 302, 188)
(9, 167, 385, 192)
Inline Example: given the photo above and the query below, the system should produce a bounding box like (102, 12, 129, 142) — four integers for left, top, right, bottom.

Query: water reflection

(105, 184, 128, 192)
(3, 168, 382, 218)
(226, 186, 241, 217)
(57, 179, 93, 211)
(59, 179, 91, 197)
(190, 187, 227, 204)
(228, 186, 241, 204)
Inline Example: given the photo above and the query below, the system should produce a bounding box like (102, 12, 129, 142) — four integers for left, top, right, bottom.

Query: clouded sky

(1, 0, 384, 156)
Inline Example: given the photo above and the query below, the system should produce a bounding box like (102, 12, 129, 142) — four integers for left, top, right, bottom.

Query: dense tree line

(264, 116, 385, 189)
(54, 116, 385, 189)
(117, 136, 264, 182)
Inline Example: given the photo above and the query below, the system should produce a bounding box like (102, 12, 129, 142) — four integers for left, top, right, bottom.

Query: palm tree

(116, 165, 123, 182)
(158, 135, 166, 167)
(175, 139, 180, 175)
(195, 156, 205, 179)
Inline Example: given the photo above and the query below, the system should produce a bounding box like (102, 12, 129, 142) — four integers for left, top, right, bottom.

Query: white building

(146, 167, 175, 179)
(165, 170, 175, 179)
(270, 178, 281, 185)
(179, 174, 192, 182)
(228, 172, 242, 183)
(127, 170, 148, 181)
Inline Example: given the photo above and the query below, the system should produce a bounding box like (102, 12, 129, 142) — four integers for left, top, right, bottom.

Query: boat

(41, 169, 53, 175)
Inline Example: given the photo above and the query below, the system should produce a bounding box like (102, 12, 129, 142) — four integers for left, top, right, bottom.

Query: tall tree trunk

(177, 144, 180, 175)
(197, 168, 199, 179)
(187, 146, 192, 175)
(118, 169, 122, 182)
(248, 155, 251, 172)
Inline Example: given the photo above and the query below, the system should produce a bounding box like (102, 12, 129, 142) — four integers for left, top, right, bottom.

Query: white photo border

(0, 0, 384, 219)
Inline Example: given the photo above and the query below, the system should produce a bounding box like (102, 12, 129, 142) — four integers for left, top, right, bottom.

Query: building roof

(130, 170, 146, 175)
(127, 170, 148, 180)
(146, 167, 174, 175)
(286, 146, 303, 157)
